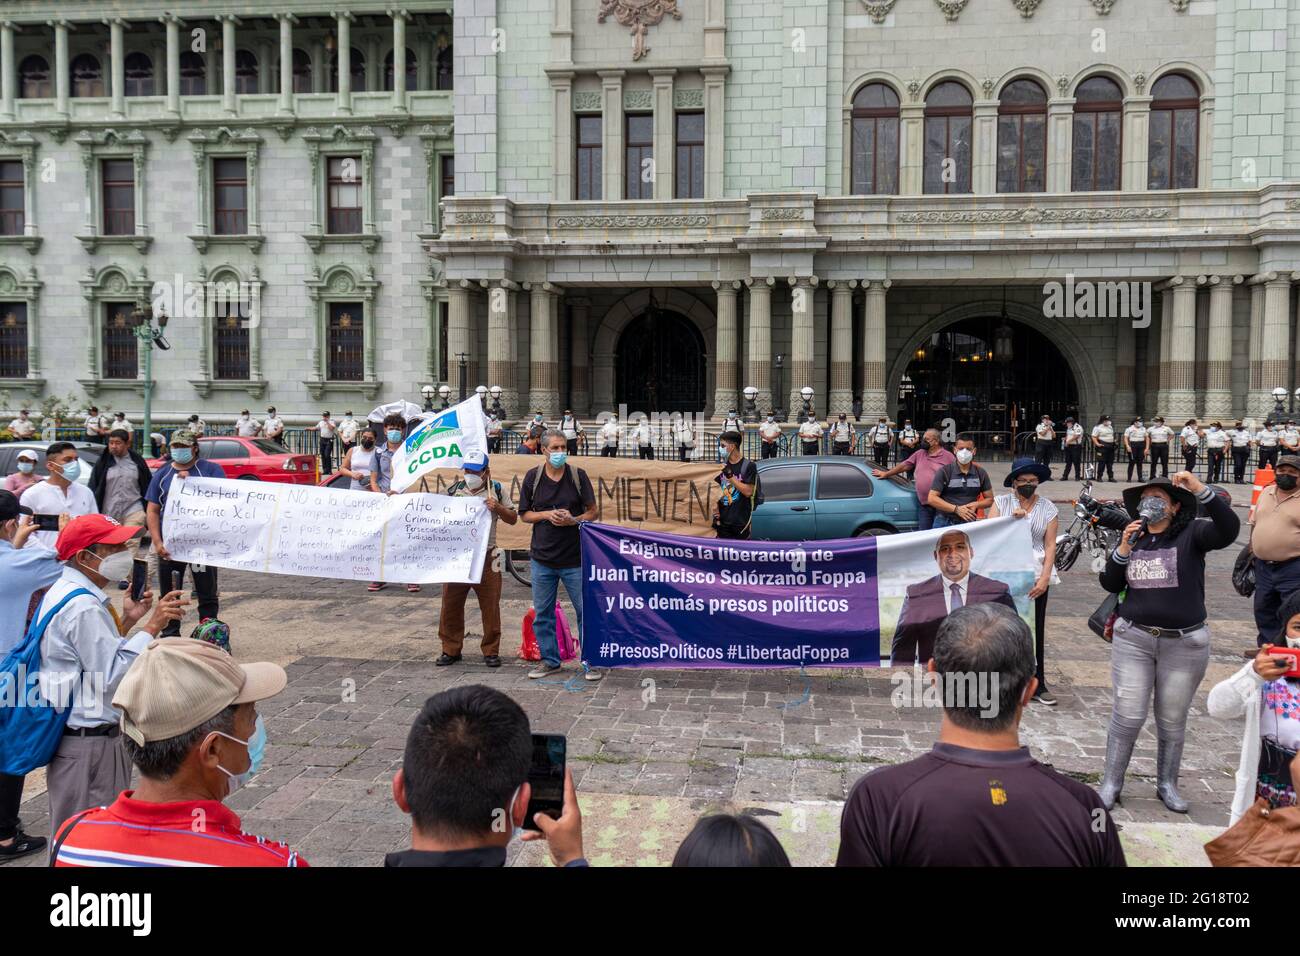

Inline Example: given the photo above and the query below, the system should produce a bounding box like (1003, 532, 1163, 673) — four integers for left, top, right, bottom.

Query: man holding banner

(518, 430, 599, 680)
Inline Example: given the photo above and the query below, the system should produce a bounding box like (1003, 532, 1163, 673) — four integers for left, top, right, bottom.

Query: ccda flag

(390, 397, 488, 492)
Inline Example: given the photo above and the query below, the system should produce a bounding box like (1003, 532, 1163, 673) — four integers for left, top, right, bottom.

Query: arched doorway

(615, 308, 707, 413)
(899, 315, 1079, 445)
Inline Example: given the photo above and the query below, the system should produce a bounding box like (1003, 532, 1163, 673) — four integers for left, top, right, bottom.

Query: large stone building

(2, 0, 1300, 439)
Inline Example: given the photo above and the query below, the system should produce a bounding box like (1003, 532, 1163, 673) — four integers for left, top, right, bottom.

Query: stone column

(487, 281, 517, 416)
(971, 100, 998, 194)
(1204, 274, 1241, 420)
(109, 18, 125, 118)
(1122, 94, 1151, 191)
(899, 103, 924, 195)
(1248, 280, 1265, 417)
(1046, 97, 1073, 193)
(570, 296, 591, 415)
(1155, 286, 1174, 412)
(862, 280, 889, 419)
(1144, 321, 1161, 415)
(788, 276, 817, 417)
(0, 21, 16, 121)
(827, 280, 855, 415)
(600, 71, 624, 201)
(447, 282, 474, 398)
(550, 72, 574, 199)
(277, 14, 295, 115)
(1259, 274, 1292, 421)
(528, 283, 560, 416)
(391, 10, 408, 112)
(1115, 312, 1136, 420)
(163, 15, 181, 117)
(745, 277, 773, 415)
(712, 281, 740, 418)
(221, 17, 237, 114)
(702, 66, 726, 198)
(335, 13, 352, 115)
(1166, 278, 1199, 420)
(651, 69, 675, 200)
(52, 19, 69, 117)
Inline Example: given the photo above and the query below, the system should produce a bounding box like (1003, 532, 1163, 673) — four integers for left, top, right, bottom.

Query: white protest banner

(162, 476, 491, 584)
(389, 397, 488, 493)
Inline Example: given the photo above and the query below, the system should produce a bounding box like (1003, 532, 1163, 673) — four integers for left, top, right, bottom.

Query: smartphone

(33, 513, 60, 532)
(169, 567, 185, 595)
(1265, 645, 1300, 678)
(522, 733, 566, 832)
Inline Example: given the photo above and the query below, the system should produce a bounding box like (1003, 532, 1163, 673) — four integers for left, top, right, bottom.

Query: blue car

(750, 456, 920, 541)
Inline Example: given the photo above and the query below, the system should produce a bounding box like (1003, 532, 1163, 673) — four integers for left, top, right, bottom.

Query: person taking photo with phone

(19, 443, 98, 552)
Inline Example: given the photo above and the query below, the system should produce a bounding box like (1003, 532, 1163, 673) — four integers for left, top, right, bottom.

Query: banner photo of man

(389, 397, 489, 493)
(581, 516, 1037, 669)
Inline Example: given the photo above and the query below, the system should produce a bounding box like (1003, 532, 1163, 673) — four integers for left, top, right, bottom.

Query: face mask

(1285, 633, 1300, 650)
(1139, 495, 1170, 522)
(85, 548, 134, 584)
(549, 451, 567, 468)
(766, 417, 774, 424)
(1276, 473, 1298, 492)
(1209, 426, 1218, 433)
(361, 438, 375, 449)
(17, 461, 33, 474)
(215, 715, 267, 795)
(56, 458, 81, 483)
(171, 448, 195, 466)
(955, 449, 974, 465)
(464, 473, 484, 491)
(387, 429, 403, 444)
(1134, 422, 1143, 428)
(1016, 482, 1037, 499)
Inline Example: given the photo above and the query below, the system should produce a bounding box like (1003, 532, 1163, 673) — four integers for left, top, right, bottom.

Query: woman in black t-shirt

(1097, 472, 1239, 813)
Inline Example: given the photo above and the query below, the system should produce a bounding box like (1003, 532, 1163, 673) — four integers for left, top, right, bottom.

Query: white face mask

(955, 449, 974, 465)
(464, 473, 484, 491)
(1285, 634, 1300, 650)
(83, 548, 134, 585)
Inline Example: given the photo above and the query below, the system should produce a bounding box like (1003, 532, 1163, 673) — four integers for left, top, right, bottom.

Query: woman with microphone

(1097, 472, 1240, 813)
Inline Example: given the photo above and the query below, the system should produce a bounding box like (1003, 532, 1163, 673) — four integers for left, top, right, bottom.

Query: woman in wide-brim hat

(990, 458, 1059, 705)
(1096, 471, 1240, 814)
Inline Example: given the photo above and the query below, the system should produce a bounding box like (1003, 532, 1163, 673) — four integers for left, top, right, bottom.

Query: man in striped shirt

(53, 638, 307, 867)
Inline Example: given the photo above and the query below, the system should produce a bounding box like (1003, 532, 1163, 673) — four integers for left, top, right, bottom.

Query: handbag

(1232, 544, 1255, 598)
(1204, 798, 1300, 867)
(1088, 590, 1123, 643)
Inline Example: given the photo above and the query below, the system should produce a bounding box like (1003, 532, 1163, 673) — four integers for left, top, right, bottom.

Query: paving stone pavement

(4, 502, 1259, 868)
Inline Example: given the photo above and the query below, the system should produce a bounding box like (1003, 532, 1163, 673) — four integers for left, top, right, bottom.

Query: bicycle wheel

(506, 550, 532, 588)
(1055, 534, 1082, 572)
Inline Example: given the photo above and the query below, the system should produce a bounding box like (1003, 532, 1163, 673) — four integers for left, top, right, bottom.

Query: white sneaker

(528, 664, 562, 679)
(583, 668, 604, 681)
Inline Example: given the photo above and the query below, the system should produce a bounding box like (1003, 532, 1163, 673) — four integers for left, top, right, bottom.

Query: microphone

(1130, 496, 1167, 547)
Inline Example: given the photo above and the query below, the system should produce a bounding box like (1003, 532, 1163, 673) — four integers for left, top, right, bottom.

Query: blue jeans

(932, 511, 957, 529)
(1254, 556, 1300, 646)
(531, 561, 584, 668)
(917, 504, 938, 531)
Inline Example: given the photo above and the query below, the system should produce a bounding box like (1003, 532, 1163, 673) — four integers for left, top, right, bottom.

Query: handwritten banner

(162, 476, 491, 584)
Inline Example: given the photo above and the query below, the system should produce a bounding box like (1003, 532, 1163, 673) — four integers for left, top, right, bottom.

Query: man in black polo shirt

(837, 603, 1126, 867)
(518, 429, 600, 680)
(386, 685, 587, 867)
(926, 435, 993, 528)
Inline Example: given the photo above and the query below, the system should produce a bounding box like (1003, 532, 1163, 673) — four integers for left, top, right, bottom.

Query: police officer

(758, 414, 782, 459)
(797, 412, 824, 455)
(1123, 417, 1149, 482)
(1204, 421, 1228, 483)
(867, 416, 892, 467)
(1091, 414, 1116, 481)
(598, 415, 620, 458)
(1180, 419, 1202, 473)
(559, 409, 584, 456)
(1061, 416, 1085, 480)
(1258, 420, 1280, 470)
(1283, 419, 1300, 456)
(722, 407, 744, 435)
(828, 412, 855, 456)
(1147, 416, 1173, 478)
(1034, 415, 1056, 467)
(1228, 420, 1254, 484)
(673, 414, 695, 462)
(897, 419, 919, 458)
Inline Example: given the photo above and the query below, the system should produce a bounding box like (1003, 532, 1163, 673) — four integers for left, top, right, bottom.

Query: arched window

(1071, 75, 1123, 191)
(19, 55, 51, 99)
(923, 81, 972, 194)
(1148, 73, 1199, 190)
(383, 48, 418, 91)
(292, 48, 313, 93)
(850, 83, 900, 195)
(124, 52, 154, 97)
(234, 49, 259, 94)
(996, 79, 1047, 193)
(435, 43, 453, 91)
(329, 48, 366, 93)
(179, 51, 207, 95)
(71, 53, 104, 98)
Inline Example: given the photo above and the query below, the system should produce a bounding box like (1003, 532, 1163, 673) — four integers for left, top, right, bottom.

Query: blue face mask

(171, 448, 194, 466)
(215, 714, 267, 794)
(549, 451, 567, 468)
(57, 458, 82, 483)
(387, 429, 403, 444)
(17, 461, 33, 474)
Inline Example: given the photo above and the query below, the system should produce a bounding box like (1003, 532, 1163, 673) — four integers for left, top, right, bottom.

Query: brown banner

(414, 454, 725, 549)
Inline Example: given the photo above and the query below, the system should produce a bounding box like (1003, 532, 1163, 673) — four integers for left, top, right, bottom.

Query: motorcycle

(1054, 468, 1131, 573)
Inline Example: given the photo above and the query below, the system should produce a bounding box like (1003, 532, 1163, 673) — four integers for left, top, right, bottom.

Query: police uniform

(1147, 422, 1173, 478)
(673, 418, 695, 462)
(1034, 420, 1055, 466)
(1257, 425, 1279, 470)
(1204, 425, 1228, 483)
(1180, 424, 1202, 472)
(828, 417, 854, 456)
(1228, 424, 1254, 484)
(867, 421, 892, 466)
(722, 414, 743, 435)
(1283, 424, 1300, 455)
(560, 414, 584, 456)
(598, 419, 621, 457)
(1061, 421, 1085, 480)
(797, 418, 824, 456)
(897, 424, 918, 460)
(1123, 422, 1148, 482)
(1091, 420, 1116, 481)
(758, 419, 782, 459)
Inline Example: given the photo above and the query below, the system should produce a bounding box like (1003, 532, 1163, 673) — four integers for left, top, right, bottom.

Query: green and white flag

(390, 397, 488, 493)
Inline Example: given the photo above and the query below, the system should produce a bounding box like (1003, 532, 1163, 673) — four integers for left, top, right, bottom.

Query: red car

(147, 436, 319, 484)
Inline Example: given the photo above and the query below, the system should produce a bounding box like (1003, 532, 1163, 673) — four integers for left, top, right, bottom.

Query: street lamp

(1272, 386, 1287, 420)
(743, 385, 758, 422)
(800, 385, 814, 419)
(475, 385, 487, 410)
(420, 384, 436, 412)
(437, 384, 451, 410)
(488, 384, 505, 419)
(774, 354, 785, 422)
(129, 299, 169, 451)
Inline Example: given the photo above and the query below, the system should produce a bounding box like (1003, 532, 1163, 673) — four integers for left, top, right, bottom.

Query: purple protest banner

(580, 522, 881, 668)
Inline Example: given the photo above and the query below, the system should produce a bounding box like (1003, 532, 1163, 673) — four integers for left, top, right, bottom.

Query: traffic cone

(1249, 464, 1275, 522)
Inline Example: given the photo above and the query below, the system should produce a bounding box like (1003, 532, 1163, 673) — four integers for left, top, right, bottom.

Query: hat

(463, 453, 489, 474)
(1277, 454, 1300, 473)
(1003, 457, 1051, 487)
(55, 514, 141, 561)
(1121, 476, 1197, 518)
(169, 428, 198, 446)
(113, 638, 286, 746)
(15, 448, 37, 461)
(0, 490, 31, 522)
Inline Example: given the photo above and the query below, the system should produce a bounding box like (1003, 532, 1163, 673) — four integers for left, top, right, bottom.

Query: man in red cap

(38, 515, 187, 840)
